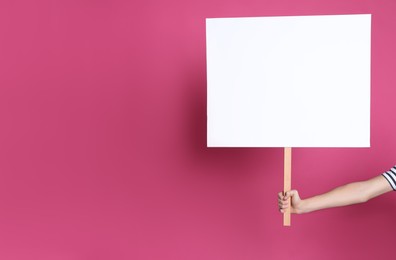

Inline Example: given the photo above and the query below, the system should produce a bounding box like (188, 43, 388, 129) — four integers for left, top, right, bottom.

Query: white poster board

(207, 14, 371, 147)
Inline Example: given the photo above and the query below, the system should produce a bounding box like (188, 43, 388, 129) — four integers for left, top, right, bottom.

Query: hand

(278, 190, 304, 214)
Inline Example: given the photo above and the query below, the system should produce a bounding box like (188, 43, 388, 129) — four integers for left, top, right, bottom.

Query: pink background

(0, 0, 395, 259)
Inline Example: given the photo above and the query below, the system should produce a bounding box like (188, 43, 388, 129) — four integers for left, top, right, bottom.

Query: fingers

(277, 191, 293, 201)
(278, 190, 300, 213)
(278, 200, 289, 209)
(278, 191, 289, 201)
(278, 192, 290, 212)
(278, 192, 283, 200)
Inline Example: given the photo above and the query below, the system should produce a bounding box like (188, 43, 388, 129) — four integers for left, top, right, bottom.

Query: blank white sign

(207, 14, 371, 147)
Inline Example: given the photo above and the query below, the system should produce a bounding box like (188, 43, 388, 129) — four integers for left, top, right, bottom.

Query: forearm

(299, 175, 392, 213)
(300, 182, 367, 213)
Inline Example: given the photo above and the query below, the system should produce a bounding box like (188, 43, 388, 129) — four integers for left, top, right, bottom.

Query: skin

(278, 175, 393, 214)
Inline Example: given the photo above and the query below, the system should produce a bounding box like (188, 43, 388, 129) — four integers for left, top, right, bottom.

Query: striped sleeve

(382, 166, 396, 191)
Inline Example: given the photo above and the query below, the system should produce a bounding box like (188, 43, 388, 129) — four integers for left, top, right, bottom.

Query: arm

(278, 175, 393, 214)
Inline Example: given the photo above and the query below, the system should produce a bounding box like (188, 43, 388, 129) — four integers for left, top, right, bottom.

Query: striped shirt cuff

(382, 166, 396, 191)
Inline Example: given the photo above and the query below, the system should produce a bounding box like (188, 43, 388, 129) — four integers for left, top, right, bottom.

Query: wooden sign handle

(283, 147, 292, 226)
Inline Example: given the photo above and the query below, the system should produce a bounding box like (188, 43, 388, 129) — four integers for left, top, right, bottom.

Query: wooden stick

(283, 147, 292, 226)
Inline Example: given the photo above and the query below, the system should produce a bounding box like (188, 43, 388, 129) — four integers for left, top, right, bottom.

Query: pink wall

(0, 0, 395, 259)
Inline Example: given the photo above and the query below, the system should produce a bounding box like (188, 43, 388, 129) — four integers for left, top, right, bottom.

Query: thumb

(284, 190, 300, 201)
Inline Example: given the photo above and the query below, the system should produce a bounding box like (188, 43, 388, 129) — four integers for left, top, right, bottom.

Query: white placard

(207, 14, 371, 147)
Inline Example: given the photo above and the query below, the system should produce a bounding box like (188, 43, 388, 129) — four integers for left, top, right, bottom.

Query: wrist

(296, 199, 308, 214)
